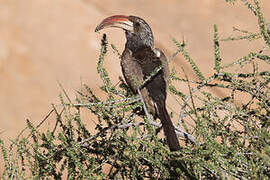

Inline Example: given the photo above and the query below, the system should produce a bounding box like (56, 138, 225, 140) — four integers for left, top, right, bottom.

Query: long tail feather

(156, 100, 181, 151)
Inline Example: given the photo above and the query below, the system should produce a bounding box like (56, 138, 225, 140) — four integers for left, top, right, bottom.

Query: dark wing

(153, 48, 170, 84)
(121, 48, 145, 93)
(121, 46, 169, 115)
(132, 47, 168, 105)
(133, 47, 180, 151)
(121, 47, 180, 151)
(121, 48, 156, 114)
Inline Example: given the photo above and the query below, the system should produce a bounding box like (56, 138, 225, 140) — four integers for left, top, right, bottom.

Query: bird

(95, 15, 181, 151)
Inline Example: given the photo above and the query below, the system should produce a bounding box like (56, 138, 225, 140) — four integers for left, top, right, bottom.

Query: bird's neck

(125, 31, 154, 52)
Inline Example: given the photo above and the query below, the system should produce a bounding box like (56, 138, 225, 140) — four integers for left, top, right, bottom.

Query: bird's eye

(134, 22, 140, 27)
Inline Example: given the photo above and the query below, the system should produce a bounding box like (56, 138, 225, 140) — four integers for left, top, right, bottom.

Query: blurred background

(0, 0, 269, 144)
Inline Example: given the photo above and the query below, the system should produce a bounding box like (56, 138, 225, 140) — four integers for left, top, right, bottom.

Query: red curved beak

(95, 15, 134, 32)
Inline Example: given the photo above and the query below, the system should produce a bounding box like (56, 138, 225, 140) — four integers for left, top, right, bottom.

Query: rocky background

(0, 0, 269, 152)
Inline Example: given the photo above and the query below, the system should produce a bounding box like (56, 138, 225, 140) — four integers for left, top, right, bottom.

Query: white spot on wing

(153, 48, 161, 58)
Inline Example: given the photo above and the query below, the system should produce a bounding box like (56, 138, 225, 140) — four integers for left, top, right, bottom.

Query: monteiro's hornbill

(95, 15, 180, 151)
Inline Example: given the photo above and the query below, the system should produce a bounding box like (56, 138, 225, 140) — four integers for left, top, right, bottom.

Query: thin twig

(178, 73, 219, 124)
(51, 104, 65, 135)
(174, 126, 197, 144)
(168, 47, 182, 63)
(118, 121, 145, 129)
(69, 97, 140, 108)
(137, 88, 153, 123)
(36, 109, 55, 129)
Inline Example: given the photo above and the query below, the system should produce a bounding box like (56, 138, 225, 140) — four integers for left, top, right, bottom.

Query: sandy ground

(0, 0, 269, 172)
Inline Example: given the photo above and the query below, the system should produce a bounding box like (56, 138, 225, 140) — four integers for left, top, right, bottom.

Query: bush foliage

(1, 0, 270, 179)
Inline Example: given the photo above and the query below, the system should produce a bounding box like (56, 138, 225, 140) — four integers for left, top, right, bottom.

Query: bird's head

(95, 15, 154, 51)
